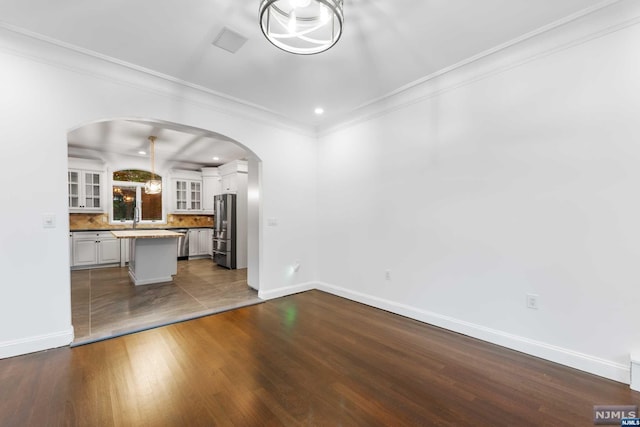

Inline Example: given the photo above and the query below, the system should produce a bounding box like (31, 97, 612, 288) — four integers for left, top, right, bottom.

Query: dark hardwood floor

(71, 258, 262, 344)
(2, 290, 638, 426)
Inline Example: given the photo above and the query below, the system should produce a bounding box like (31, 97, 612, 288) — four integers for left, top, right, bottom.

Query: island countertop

(110, 230, 184, 239)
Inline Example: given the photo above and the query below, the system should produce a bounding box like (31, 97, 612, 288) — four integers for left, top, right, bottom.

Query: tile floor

(71, 258, 262, 344)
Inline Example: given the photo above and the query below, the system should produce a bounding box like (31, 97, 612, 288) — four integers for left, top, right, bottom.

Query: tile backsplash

(70, 213, 214, 230)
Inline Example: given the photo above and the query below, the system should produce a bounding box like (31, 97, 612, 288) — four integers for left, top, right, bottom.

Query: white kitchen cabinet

(188, 229, 198, 256)
(71, 231, 120, 268)
(174, 179, 202, 211)
(68, 158, 105, 213)
(188, 228, 212, 258)
(73, 238, 97, 265)
(202, 228, 213, 256)
(170, 169, 203, 213)
(99, 238, 121, 264)
(68, 169, 103, 212)
(220, 174, 237, 193)
(201, 167, 221, 214)
(219, 160, 248, 195)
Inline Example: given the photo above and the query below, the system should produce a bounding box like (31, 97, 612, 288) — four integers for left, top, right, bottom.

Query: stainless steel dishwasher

(175, 229, 189, 260)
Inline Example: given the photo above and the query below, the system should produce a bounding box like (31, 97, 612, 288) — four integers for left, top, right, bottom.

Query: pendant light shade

(144, 178, 162, 195)
(144, 136, 162, 195)
(259, 0, 344, 55)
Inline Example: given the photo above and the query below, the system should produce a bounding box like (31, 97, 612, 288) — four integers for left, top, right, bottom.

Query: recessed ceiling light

(212, 156, 220, 161)
(138, 151, 147, 155)
(314, 107, 324, 115)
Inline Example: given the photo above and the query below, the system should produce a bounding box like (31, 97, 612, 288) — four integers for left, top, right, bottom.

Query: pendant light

(259, 0, 344, 55)
(144, 136, 162, 194)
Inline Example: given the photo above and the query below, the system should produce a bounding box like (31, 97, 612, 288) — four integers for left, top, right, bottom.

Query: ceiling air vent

(212, 27, 248, 54)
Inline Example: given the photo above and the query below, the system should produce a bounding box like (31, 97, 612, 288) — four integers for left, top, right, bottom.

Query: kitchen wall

(0, 25, 318, 358)
(316, 0, 640, 383)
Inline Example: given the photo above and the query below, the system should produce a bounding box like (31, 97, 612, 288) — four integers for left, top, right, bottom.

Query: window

(112, 170, 163, 222)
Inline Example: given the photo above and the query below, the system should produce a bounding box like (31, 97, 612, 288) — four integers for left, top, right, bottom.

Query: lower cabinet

(71, 229, 215, 268)
(71, 231, 120, 268)
(188, 228, 213, 258)
(204, 229, 213, 256)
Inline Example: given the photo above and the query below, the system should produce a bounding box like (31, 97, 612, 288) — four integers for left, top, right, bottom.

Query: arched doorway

(67, 117, 262, 344)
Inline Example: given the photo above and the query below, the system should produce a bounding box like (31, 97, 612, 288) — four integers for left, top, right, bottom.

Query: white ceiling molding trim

(358, 0, 622, 113)
(318, 0, 637, 136)
(0, 20, 315, 137)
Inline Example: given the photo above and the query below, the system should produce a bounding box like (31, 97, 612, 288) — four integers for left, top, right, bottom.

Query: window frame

(110, 173, 166, 225)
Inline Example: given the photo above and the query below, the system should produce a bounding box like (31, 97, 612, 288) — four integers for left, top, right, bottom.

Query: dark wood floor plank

(2, 290, 639, 426)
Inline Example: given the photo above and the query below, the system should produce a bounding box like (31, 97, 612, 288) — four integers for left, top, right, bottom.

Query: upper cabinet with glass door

(68, 158, 105, 212)
(170, 170, 203, 214)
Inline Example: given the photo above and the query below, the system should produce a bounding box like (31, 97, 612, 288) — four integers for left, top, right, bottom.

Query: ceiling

(67, 119, 249, 171)
(0, 0, 609, 167)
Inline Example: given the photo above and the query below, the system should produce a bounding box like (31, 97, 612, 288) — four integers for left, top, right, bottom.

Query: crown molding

(0, 20, 316, 138)
(318, 0, 628, 136)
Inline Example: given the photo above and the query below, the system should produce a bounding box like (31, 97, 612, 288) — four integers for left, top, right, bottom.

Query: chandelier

(259, 0, 344, 55)
(144, 136, 162, 195)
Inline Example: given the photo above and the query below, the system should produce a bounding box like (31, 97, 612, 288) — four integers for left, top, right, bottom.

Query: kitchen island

(111, 230, 184, 286)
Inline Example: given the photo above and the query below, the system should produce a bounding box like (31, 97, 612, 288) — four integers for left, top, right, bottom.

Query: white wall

(0, 26, 318, 357)
(317, 1, 640, 383)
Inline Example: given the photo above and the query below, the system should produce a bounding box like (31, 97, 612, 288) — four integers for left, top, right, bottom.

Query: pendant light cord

(149, 136, 156, 179)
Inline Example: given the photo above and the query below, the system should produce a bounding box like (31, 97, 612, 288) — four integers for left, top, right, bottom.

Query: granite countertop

(110, 230, 185, 239)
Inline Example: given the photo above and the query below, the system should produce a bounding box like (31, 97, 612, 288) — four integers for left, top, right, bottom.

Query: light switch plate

(42, 214, 56, 228)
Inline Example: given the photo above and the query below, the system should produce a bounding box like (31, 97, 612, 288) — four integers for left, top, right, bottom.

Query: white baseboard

(258, 281, 316, 300)
(631, 353, 640, 391)
(0, 327, 74, 359)
(2, 284, 630, 387)
(316, 282, 630, 385)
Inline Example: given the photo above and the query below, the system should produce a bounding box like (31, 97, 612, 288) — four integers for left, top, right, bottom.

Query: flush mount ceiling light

(144, 136, 162, 195)
(259, 0, 344, 55)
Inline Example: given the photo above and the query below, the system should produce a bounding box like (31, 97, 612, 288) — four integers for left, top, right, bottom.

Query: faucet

(133, 206, 140, 229)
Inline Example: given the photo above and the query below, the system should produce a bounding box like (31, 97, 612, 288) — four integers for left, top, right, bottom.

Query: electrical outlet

(385, 270, 391, 280)
(526, 293, 539, 310)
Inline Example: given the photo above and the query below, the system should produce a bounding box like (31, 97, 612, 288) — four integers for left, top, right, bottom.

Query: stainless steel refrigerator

(213, 194, 236, 269)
